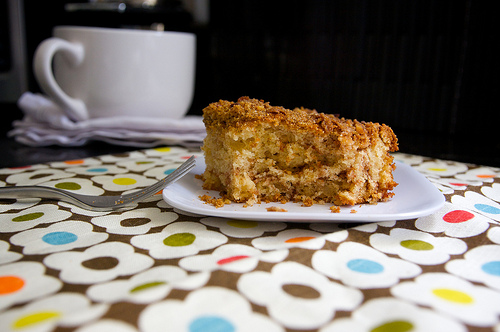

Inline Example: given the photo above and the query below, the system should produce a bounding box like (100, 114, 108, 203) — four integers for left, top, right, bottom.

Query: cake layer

(201, 97, 398, 206)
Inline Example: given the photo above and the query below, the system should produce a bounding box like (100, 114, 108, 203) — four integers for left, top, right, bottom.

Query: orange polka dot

(476, 174, 495, 179)
(285, 236, 315, 243)
(64, 159, 84, 165)
(0, 275, 25, 295)
(10, 166, 31, 170)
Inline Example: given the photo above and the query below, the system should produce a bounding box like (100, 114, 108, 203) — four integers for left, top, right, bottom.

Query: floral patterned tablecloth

(1, 146, 499, 332)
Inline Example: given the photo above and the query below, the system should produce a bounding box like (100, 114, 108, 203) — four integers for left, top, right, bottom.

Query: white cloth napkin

(9, 92, 206, 147)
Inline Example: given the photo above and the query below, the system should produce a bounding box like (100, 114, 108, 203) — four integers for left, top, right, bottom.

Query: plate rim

(163, 157, 445, 223)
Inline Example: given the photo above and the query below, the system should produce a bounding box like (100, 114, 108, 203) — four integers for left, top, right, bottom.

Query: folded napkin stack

(9, 92, 207, 147)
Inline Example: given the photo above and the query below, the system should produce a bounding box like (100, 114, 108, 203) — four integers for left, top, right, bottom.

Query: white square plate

(163, 157, 445, 223)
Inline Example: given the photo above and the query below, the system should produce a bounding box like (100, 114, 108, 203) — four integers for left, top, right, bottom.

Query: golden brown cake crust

(203, 97, 398, 151)
(201, 97, 399, 206)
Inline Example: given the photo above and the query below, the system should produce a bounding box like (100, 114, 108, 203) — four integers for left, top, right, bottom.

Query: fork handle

(0, 186, 98, 210)
(0, 186, 69, 200)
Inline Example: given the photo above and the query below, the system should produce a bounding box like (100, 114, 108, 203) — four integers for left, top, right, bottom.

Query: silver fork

(0, 155, 196, 212)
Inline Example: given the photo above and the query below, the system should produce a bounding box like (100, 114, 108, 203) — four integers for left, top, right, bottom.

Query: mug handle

(33, 37, 88, 121)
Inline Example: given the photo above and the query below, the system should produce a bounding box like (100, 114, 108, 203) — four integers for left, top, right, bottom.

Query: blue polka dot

(474, 203, 500, 215)
(42, 231, 78, 245)
(189, 316, 235, 332)
(347, 259, 384, 274)
(164, 168, 175, 175)
(87, 168, 108, 173)
(482, 261, 500, 276)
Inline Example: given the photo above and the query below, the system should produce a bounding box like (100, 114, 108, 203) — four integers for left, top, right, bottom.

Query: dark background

(1, 0, 498, 167)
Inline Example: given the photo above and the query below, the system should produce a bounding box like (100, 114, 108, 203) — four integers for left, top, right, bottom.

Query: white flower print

(455, 167, 498, 183)
(168, 205, 203, 218)
(58, 201, 112, 217)
(483, 183, 500, 203)
(452, 191, 500, 222)
(451, 191, 500, 221)
(130, 221, 227, 259)
(99, 151, 147, 163)
(252, 229, 326, 250)
(0, 205, 72, 233)
(179, 244, 288, 273)
(200, 217, 287, 238)
(308, 223, 349, 242)
(392, 153, 424, 165)
(311, 242, 421, 289)
(48, 157, 102, 168)
(139, 287, 284, 332)
(369, 228, 467, 265)
(428, 181, 455, 194)
(9, 220, 108, 254)
(320, 297, 466, 332)
(143, 146, 194, 158)
(446, 245, 500, 291)
(39, 177, 105, 196)
(488, 226, 500, 244)
(415, 202, 491, 238)
(5, 168, 75, 186)
(413, 161, 468, 178)
(0, 240, 22, 264)
(349, 220, 396, 233)
(428, 177, 481, 192)
(238, 261, 362, 330)
(116, 157, 167, 172)
(43, 241, 153, 284)
(90, 208, 178, 235)
(90, 173, 157, 192)
(0, 292, 108, 332)
(86, 266, 210, 304)
(63, 164, 128, 176)
(391, 272, 500, 327)
(0, 261, 62, 311)
(75, 319, 138, 332)
(143, 163, 192, 180)
(0, 164, 47, 175)
(1, 197, 40, 213)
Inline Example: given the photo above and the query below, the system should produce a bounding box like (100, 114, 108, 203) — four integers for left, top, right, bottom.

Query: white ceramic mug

(33, 26, 196, 121)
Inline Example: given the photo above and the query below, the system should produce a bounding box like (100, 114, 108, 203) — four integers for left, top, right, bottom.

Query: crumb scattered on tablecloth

(330, 206, 341, 213)
(199, 194, 230, 208)
(266, 206, 288, 212)
(350, 209, 357, 213)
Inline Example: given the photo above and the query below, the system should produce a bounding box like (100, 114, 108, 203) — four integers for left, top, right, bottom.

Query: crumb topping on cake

(203, 97, 398, 151)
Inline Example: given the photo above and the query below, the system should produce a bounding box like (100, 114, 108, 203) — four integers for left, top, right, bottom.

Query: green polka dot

(163, 233, 196, 247)
(12, 212, 44, 222)
(371, 320, 414, 332)
(227, 220, 259, 228)
(130, 281, 166, 293)
(55, 182, 82, 190)
(400, 239, 434, 251)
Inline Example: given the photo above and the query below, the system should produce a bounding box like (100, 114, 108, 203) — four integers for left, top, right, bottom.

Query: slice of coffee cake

(201, 97, 398, 206)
